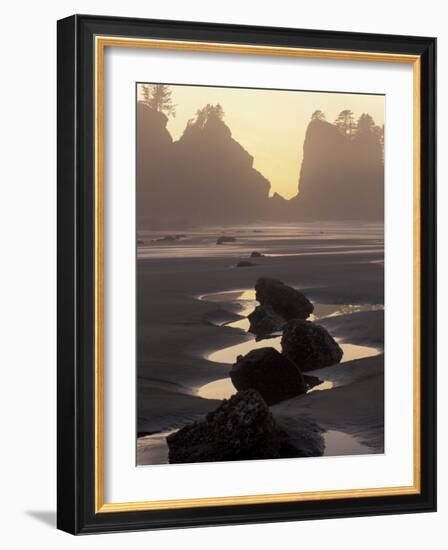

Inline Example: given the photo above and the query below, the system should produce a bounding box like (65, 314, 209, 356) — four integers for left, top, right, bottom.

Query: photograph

(54, 12, 436, 535)
(136, 83, 385, 466)
(0, 0, 441, 542)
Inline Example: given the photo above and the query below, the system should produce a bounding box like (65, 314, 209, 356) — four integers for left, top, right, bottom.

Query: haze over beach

(137, 84, 384, 227)
(137, 84, 384, 199)
(136, 83, 384, 466)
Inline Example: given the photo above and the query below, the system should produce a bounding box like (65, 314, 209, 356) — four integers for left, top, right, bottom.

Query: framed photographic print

(57, 14, 436, 534)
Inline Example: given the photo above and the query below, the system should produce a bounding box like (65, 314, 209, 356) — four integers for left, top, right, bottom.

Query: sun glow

(138, 84, 384, 199)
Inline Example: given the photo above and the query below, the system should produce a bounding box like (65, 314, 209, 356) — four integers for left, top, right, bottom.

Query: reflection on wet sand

(196, 290, 382, 401)
(323, 430, 370, 456)
(197, 377, 336, 401)
(136, 223, 384, 465)
(206, 335, 379, 365)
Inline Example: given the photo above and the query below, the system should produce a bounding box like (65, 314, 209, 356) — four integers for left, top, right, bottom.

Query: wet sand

(136, 225, 384, 464)
(272, 353, 384, 453)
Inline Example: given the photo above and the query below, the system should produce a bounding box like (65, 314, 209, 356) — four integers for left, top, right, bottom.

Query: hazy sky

(138, 84, 384, 199)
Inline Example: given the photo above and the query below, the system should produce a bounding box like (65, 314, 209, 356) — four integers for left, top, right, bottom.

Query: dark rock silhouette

(248, 305, 283, 336)
(166, 389, 303, 463)
(265, 192, 291, 220)
(137, 103, 384, 227)
(155, 234, 184, 242)
(250, 251, 264, 257)
(293, 118, 384, 220)
(255, 277, 314, 321)
(137, 103, 272, 227)
(230, 348, 306, 405)
(303, 374, 323, 390)
(236, 260, 255, 267)
(281, 319, 343, 371)
(217, 236, 237, 244)
(174, 115, 271, 225)
(248, 279, 313, 337)
(137, 104, 174, 229)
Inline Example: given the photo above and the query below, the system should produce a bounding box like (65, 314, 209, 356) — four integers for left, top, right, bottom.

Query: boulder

(236, 260, 255, 267)
(230, 348, 306, 405)
(281, 319, 343, 371)
(248, 305, 283, 336)
(217, 236, 237, 244)
(303, 374, 323, 390)
(255, 277, 314, 321)
(167, 389, 302, 463)
(156, 234, 181, 242)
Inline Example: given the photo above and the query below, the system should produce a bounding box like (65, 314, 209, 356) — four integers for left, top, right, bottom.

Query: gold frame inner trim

(94, 35, 421, 513)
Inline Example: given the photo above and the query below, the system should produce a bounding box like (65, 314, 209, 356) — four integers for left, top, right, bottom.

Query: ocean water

(137, 222, 384, 259)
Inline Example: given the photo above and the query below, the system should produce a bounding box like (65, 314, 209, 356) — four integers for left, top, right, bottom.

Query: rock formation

(137, 103, 384, 227)
(136, 104, 174, 229)
(255, 277, 314, 320)
(137, 103, 272, 227)
(248, 278, 314, 337)
(230, 348, 306, 405)
(293, 118, 384, 220)
(166, 389, 304, 463)
(236, 261, 255, 267)
(248, 305, 283, 336)
(281, 319, 343, 371)
(216, 236, 237, 244)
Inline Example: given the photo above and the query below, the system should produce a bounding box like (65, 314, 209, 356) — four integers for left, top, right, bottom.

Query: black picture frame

(57, 14, 436, 534)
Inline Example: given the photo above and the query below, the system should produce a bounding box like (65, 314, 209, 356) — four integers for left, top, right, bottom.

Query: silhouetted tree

(311, 110, 326, 121)
(195, 104, 225, 127)
(141, 84, 176, 118)
(183, 103, 225, 136)
(356, 113, 376, 134)
(356, 114, 384, 161)
(335, 109, 355, 137)
(373, 124, 384, 161)
(374, 124, 384, 148)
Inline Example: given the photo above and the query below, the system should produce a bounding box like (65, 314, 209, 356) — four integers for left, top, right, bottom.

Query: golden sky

(138, 84, 384, 199)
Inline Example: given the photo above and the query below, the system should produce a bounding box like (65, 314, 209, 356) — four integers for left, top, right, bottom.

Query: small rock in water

(166, 389, 303, 463)
(230, 348, 306, 405)
(281, 319, 343, 371)
(236, 260, 255, 267)
(247, 278, 314, 337)
(303, 374, 323, 390)
(156, 234, 182, 242)
(255, 277, 314, 321)
(217, 236, 237, 244)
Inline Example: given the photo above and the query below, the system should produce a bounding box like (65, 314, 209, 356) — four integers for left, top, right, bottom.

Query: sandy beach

(136, 223, 384, 464)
